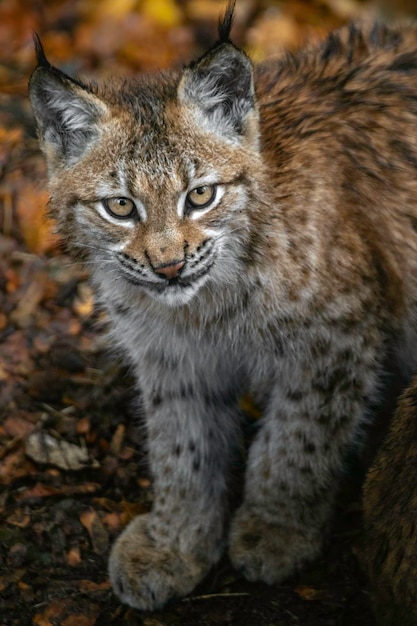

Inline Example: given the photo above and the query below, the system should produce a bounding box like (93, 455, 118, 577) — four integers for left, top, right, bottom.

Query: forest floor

(1, 0, 414, 624)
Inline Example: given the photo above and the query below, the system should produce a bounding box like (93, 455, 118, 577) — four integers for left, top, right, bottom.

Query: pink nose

(154, 260, 185, 279)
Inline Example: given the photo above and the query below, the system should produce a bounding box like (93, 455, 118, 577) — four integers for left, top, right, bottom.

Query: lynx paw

(229, 508, 322, 584)
(109, 514, 209, 610)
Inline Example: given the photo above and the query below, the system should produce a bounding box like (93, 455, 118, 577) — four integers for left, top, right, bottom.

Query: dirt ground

(1, 0, 415, 623)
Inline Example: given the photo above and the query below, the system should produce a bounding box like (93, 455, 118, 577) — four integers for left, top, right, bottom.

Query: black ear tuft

(218, 0, 236, 44)
(31, 34, 90, 91)
(29, 42, 108, 168)
(33, 33, 50, 68)
(178, 36, 258, 145)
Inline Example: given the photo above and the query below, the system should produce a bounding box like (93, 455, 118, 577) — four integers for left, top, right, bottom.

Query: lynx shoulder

(30, 2, 417, 611)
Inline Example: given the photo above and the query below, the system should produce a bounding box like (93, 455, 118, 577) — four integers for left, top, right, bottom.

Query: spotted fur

(30, 7, 417, 611)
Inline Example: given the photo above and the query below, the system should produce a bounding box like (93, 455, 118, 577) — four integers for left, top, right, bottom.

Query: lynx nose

(154, 260, 185, 279)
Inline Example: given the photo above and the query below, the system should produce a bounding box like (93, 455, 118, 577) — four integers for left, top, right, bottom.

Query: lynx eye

(103, 197, 136, 219)
(186, 185, 217, 210)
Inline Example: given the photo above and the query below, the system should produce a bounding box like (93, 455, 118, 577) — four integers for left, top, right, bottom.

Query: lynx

(361, 376, 417, 626)
(29, 3, 417, 611)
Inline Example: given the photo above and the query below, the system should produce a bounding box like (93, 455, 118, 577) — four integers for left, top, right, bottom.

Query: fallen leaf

(25, 431, 99, 471)
(110, 423, 125, 455)
(33, 599, 72, 626)
(294, 585, 327, 601)
(76, 416, 91, 435)
(3, 415, 36, 438)
(80, 509, 109, 555)
(6, 509, 31, 528)
(0, 446, 35, 485)
(61, 615, 97, 626)
(66, 546, 82, 567)
(77, 579, 112, 592)
(16, 481, 100, 502)
(102, 511, 121, 532)
(138, 477, 151, 488)
(16, 482, 62, 501)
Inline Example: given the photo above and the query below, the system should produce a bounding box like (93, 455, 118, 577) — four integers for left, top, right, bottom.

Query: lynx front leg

(109, 379, 237, 610)
(229, 337, 380, 583)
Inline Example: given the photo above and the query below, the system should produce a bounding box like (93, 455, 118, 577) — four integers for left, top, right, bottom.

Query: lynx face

(30, 39, 261, 306)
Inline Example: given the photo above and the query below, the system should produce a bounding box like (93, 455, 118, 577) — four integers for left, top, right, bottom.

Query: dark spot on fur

(180, 384, 195, 400)
(287, 389, 304, 402)
(304, 441, 316, 454)
(241, 533, 261, 549)
(193, 455, 201, 472)
(114, 302, 130, 315)
(152, 394, 162, 407)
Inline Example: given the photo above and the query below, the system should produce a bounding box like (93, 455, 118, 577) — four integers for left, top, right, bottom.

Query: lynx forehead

(30, 1, 417, 615)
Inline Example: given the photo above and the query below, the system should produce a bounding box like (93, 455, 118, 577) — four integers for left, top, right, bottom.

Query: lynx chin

(30, 1, 417, 611)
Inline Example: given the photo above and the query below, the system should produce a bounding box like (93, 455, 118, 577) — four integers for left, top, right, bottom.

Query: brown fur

(362, 376, 417, 625)
(29, 11, 417, 612)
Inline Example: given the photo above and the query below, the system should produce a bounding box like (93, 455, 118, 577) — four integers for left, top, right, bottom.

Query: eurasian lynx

(362, 375, 417, 626)
(30, 2, 417, 611)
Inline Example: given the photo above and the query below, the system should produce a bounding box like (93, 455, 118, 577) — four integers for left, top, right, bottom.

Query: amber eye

(103, 197, 136, 219)
(186, 185, 217, 211)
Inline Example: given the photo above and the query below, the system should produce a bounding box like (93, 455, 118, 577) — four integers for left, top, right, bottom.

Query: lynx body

(30, 7, 417, 610)
(362, 376, 417, 626)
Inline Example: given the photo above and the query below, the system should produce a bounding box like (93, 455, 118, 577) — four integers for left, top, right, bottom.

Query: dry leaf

(16, 482, 100, 502)
(6, 509, 31, 528)
(77, 579, 112, 592)
(61, 615, 97, 626)
(33, 599, 69, 626)
(67, 546, 82, 567)
(0, 446, 34, 486)
(294, 585, 327, 601)
(80, 508, 109, 554)
(3, 415, 36, 438)
(102, 511, 121, 532)
(110, 423, 125, 455)
(25, 432, 99, 471)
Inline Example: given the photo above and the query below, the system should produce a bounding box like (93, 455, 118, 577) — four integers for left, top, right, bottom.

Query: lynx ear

(178, 42, 258, 145)
(29, 37, 108, 170)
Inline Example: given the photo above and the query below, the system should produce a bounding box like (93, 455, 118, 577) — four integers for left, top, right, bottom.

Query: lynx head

(29, 3, 263, 307)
